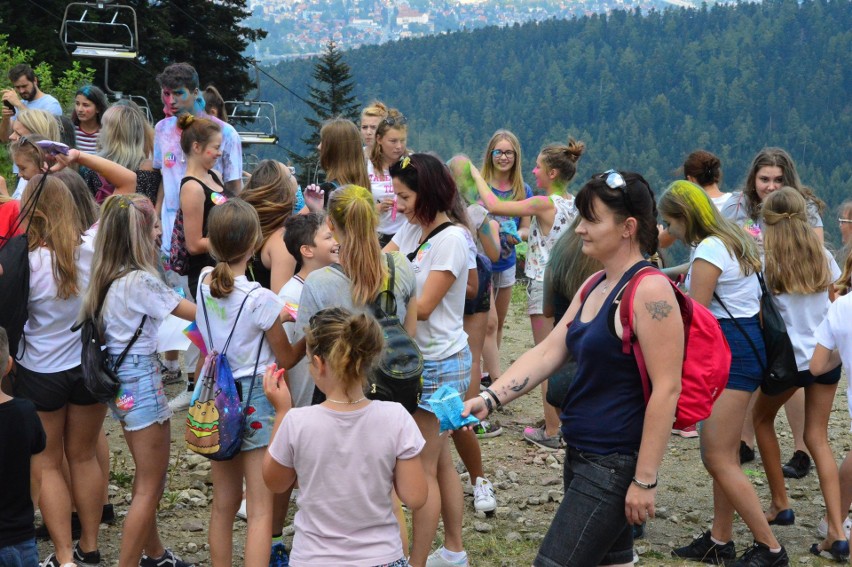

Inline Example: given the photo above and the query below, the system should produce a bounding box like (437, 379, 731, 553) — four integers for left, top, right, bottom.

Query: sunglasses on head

(382, 115, 407, 127)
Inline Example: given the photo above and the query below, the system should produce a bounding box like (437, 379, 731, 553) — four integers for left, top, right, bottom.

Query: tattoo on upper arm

(644, 300, 673, 321)
(510, 377, 530, 392)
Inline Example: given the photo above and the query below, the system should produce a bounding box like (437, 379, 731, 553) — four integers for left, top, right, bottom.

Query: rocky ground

(36, 288, 852, 566)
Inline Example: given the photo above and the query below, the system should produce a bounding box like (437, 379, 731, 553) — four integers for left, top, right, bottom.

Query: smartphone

(2, 100, 13, 110)
(34, 140, 70, 156)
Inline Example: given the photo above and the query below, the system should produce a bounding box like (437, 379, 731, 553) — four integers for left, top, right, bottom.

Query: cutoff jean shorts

(535, 448, 638, 567)
(109, 353, 172, 431)
(719, 315, 765, 393)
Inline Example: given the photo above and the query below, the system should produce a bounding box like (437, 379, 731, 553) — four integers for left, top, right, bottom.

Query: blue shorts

(0, 538, 38, 567)
(535, 448, 637, 566)
(419, 347, 472, 413)
(238, 374, 275, 451)
(109, 353, 172, 431)
(719, 316, 765, 393)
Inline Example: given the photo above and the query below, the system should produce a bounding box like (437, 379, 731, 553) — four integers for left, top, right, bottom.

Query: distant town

(246, 0, 691, 61)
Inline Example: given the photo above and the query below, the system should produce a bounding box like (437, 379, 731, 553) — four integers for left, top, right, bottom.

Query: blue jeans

(0, 539, 38, 567)
(535, 448, 637, 566)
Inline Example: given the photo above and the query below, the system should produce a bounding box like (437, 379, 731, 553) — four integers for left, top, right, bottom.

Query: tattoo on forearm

(644, 300, 673, 321)
(510, 377, 530, 392)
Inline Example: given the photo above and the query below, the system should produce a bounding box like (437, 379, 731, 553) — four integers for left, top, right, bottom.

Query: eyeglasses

(839, 219, 852, 224)
(382, 115, 407, 127)
(491, 149, 516, 159)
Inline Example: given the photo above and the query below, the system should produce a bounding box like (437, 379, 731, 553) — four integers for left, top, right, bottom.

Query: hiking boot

(523, 425, 562, 450)
(167, 389, 193, 413)
(672, 424, 699, 438)
(473, 420, 503, 439)
(473, 477, 496, 513)
(740, 441, 755, 464)
(781, 450, 811, 479)
(731, 542, 788, 566)
(671, 531, 736, 564)
(269, 542, 289, 567)
(73, 543, 101, 566)
(140, 548, 194, 567)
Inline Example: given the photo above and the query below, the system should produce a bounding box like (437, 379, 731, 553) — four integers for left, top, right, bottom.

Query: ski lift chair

(226, 100, 279, 145)
(60, 2, 138, 60)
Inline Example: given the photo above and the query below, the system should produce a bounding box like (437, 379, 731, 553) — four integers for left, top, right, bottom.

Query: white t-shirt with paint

(686, 235, 761, 319)
(815, 293, 852, 423)
(392, 223, 469, 360)
(367, 160, 404, 236)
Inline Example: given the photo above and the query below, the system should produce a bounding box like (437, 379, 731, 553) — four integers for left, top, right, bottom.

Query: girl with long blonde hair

(661, 180, 788, 564)
(320, 117, 371, 189)
(11, 175, 105, 567)
(751, 188, 846, 560)
(368, 108, 409, 247)
(80, 194, 196, 567)
(475, 136, 584, 448)
(478, 129, 532, 393)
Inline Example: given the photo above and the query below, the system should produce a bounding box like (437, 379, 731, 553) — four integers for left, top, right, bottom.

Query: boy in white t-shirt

(272, 212, 338, 560)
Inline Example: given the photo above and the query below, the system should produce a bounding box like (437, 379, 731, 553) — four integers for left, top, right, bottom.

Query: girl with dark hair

(202, 85, 227, 121)
(661, 181, 788, 565)
(72, 85, 109, 154)
(475, 136, 585, 450)
(385, 153, 472, 567)
(684, 150, 730, 209)
(464, 170, 683, 566)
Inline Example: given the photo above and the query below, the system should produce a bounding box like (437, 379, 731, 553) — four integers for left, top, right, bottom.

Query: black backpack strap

(112, 315, 148, 371)
(374, 253, 400, 318)
(406, 222, 454, 262)
(713, 274, 766, 372)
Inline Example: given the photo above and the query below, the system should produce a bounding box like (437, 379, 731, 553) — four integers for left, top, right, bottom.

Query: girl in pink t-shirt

(263, 307, 427, 567)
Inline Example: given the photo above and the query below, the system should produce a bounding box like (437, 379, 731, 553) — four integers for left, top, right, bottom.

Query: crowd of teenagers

(3, 59, 852, 567)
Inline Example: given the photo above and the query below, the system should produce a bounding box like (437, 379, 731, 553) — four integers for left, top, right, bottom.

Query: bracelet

(483, 387, 502, 409)
(478, 392, 493, 414)
(631, 477, 658, 489)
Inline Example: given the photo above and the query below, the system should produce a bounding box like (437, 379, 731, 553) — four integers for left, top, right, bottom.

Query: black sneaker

(740, 441, 755, 464)
(732, 542, 789, 566)
(781, 450, 811, 479)
(140, 548, 194, 567)
(73, 542, 102, 566)
(672, 531, 737, 564)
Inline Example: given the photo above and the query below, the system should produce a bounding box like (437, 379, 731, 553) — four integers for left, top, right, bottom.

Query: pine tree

(290, 41, 359, 186)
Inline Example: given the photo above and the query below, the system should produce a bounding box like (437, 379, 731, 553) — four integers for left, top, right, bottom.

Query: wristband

(483, 387, 502, 409)
(478, 392, 493, 414)
(631, 477, 658, 489)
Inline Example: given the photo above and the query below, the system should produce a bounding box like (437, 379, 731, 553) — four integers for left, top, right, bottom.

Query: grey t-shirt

(721, 191, 823, 245)
(295, 251, 416, 340)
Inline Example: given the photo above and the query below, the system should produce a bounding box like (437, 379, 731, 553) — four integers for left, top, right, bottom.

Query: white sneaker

(425, 548, 469, 567)
(236, 498, 247, 520)
(817, 516, 852, 539)
(473, 476, 496, 513)
(168, 389, 193, 412)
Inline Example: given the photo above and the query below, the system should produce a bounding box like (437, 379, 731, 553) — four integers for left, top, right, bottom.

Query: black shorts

(464, 254, 493, 315)
(794, 366, 842, 388)
(11, 364, 99, 412)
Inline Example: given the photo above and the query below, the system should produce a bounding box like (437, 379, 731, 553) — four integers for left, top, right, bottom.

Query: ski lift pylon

(60, 1, 139, 60)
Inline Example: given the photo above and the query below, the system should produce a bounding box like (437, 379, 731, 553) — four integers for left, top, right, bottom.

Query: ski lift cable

(165, 1, 313, 108)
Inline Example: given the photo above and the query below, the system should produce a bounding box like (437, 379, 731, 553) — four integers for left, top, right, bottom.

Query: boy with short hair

(268, 212, 338, 565)
(0, 326, 46, 567)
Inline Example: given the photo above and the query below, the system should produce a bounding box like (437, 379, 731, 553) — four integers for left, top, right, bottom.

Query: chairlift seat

(61, 2, 139, 61)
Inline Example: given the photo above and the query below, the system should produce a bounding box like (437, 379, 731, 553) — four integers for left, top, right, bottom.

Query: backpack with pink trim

(580, 265, 730, 429)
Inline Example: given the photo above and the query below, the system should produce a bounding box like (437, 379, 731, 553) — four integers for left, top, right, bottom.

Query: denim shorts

(238, 374, 275, 451)
(492, 267, 516, 290)
(0, 538, 38, 567)
(419, 347, 472, 413)
(109, 353, 172, 431)
(719, 316, 765, 393)
(464, 255, 493, 315)
(527, 279, 545, 316)
(535, 448, 637, 567)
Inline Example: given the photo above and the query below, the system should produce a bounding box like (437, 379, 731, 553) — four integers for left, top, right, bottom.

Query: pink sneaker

(671, 424, 699, 438)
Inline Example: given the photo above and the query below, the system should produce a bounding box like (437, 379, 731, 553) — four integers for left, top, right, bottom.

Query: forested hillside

(266, 0, 851, 244)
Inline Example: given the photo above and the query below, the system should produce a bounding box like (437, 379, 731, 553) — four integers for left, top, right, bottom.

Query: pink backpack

(581, 266, 730, 429)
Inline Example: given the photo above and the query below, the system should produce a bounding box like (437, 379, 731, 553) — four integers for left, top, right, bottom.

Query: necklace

(599, 280, 610, 295)
(325, 396, 367, 405)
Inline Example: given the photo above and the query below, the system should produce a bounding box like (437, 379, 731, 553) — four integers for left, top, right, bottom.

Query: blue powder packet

(427, 385, 480, 433)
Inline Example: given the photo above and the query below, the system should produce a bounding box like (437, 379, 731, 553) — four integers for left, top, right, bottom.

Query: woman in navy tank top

(465, 171, 684, 566)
